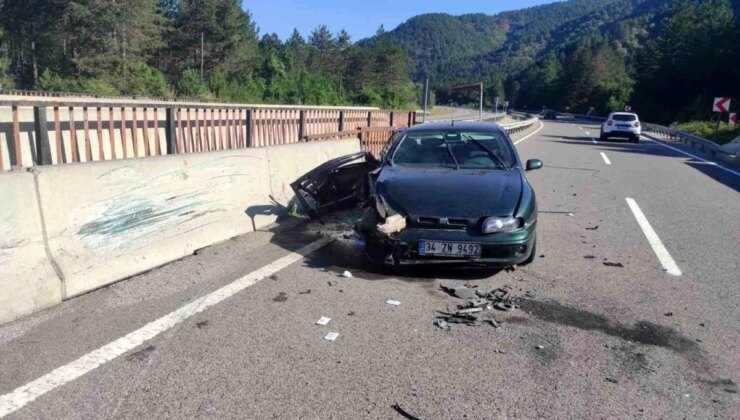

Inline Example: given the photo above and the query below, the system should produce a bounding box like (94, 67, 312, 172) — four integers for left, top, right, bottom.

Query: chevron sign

(713, 97, 730, 113)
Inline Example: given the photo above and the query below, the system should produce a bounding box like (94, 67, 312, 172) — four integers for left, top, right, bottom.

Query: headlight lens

(482, 217, 521, 234)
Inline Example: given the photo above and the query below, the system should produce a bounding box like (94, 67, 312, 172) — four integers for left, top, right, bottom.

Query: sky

(245, 0, 560, 41)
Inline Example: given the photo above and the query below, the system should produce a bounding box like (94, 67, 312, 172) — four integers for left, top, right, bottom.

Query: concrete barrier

(0, 137, 360, 317)
(0, 171, 61, 323)
(266, 138, 362, 205)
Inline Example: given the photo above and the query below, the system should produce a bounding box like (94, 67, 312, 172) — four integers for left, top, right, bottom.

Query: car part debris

(586, 226, 599, 230)
(273, 292, 288, 302)
(483, 318, 501, 328)
(341, 270, 353, 278)
(434, 319, 450, 331)
(457, 307, 484, 314)
(386, 299, 401, 306)
(535, 345, 544, 350)
(459, 298, 489, 309)
(493, 302, 514, 311)
(348, 311, 356, 316)
(605, 377, 619, 384)
(584, 255, 596, 259)
(391, 404, 421, 420)
(324, 332, 339, 341)
(440, 282, 479, 299)
(377, 214, 407, 234)
(603, 261, 624, 267)
(315, 317, 331, 326)
(664, 312, 673, 317)
(299, 289, 312, 295)
(327, 280, 337, 286)
(436, 310, 481, 326)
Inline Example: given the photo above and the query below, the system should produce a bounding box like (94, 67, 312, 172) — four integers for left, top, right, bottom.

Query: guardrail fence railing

(0, 98, 417, 171)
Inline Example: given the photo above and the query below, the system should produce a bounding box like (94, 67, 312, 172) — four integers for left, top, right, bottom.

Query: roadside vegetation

(0, 0, 418, 108)
(673, 121, 740, 145)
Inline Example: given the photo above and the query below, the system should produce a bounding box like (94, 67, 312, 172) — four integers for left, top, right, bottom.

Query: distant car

(600, 112, 641, 142)
(542, 110, 557, 120)
(291, 122, 542, 268)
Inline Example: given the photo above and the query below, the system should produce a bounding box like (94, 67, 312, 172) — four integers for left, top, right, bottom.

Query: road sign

(713, 97, 730, 113)
(730, 113, 737, 127)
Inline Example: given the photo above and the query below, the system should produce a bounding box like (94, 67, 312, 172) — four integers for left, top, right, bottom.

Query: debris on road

(315, 317, 331, 326)
(273, 292, 288, 302)
(586, 226, 599, 230)
(386, 299, 401, 306)
(435, 284, 513, 329)
(196, 320, 209, 329)
(584, 255, 596, 259)
(270, 275, 278, 281)
(341, 270, 353, 278)
(434, 319, 450, 331)
(536, 345, 544, 350)
(391, 404, 421, 420)
(348, 311, 356, 316)
(605, 377, 619, 384)
(603, 261, 625, 267)
(299, 289, 312, 295)
(324, 332, 339, 341)
(327, 280, 337, 287)
(664, 312, 673, 317)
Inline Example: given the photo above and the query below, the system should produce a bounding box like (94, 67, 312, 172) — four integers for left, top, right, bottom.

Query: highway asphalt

(1, 117, 738, 419)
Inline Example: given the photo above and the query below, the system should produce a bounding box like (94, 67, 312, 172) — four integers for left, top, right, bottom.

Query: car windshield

(391, 130, 515, 170)
(612, 114, 637, 121)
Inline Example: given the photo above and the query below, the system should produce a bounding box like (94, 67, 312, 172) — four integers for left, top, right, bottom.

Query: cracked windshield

(0, 0, 738, 418)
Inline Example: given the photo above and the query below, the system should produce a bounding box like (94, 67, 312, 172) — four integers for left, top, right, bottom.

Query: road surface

(1, 117, 738, 419)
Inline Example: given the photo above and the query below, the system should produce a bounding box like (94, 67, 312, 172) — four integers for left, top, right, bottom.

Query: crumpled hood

(376, 166, 523, 219)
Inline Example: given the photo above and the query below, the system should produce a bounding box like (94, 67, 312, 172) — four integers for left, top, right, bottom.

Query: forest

(0, 0, 418, 108)
(1, 0, 739, 127)
(385, 0, 740, 125)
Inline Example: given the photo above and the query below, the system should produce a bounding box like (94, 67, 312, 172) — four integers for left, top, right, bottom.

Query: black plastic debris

(605, 377, 619, 384)
(586, 226, 599, 230)
(583, 255, 596, 259)
(664, 312, 673, 317)
(299, 289, 312, 295)
(391, 404, 421, 420)
(603, 262, 624, 267)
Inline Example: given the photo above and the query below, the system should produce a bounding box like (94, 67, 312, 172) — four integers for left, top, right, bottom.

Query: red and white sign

(713, 97, 731, 113)
(730, 113, 737, 127)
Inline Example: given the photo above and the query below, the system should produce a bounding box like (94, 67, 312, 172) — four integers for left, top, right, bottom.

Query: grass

(673, 121, 740, 145)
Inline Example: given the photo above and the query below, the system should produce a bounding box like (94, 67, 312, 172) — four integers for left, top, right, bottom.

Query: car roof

(610, 112, 639, 117)
(403, 121, 505, 133)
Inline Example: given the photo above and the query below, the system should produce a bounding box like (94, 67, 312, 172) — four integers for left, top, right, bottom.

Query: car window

(391, 130, 515, 169)
(612, 114, 637, 121)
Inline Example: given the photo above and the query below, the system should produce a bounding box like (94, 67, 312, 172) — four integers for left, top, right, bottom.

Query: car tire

(632, 135, 640, 143)
(521, 235, 537, 266)
(599, 132, 607, 141)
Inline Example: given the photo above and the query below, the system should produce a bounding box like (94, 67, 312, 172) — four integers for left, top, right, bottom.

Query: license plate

(419, 241, 482, 258)
(617, 124, 630, 129)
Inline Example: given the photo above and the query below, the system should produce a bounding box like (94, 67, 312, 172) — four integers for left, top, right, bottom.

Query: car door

(290, 152, 380, 218)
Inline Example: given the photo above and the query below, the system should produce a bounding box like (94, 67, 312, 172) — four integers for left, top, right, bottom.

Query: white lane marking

(625, 198, 682, 276)
(0, 238, 332, 418)
(585, 131, 590, 135)
(592, 137, 598, 144)
(600, 152, 611, 165)
(641, 135, 740, 177)
(579, 126, 584, 130)
(513, 121, 545, 145)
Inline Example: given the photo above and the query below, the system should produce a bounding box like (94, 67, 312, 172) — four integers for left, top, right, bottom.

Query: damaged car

(291, 121, 543, 268)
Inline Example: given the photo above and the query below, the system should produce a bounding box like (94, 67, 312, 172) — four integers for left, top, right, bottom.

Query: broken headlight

(481, 217, 522, 234)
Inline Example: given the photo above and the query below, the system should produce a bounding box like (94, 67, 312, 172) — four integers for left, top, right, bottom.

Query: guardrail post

(33, 106, 52, 165)
(246, 109, 254, 147)
(367, 111, 372, 127)
(165, 108, 177, 153)
(338, 110, 345, 132)
(298, 110, 306, 140)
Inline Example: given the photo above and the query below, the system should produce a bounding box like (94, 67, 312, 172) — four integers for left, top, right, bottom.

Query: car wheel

(521, 235, 537, 266)
(599, 132, 607, 141)
(632, 135, 640, 143)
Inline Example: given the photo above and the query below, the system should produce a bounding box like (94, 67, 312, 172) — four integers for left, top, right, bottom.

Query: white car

(600, 112, 641, 143)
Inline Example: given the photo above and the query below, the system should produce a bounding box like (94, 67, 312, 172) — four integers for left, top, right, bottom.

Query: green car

(292, 122, 543, 268)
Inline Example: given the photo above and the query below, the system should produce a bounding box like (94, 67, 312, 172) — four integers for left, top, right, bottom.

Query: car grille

(415, 216, 472, 229)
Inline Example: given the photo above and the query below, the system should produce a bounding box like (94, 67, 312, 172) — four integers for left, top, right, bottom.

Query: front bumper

(364, 222, 537, 267)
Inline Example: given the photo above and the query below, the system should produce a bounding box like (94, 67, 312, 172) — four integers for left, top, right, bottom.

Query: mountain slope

(379, 0, 677, 94)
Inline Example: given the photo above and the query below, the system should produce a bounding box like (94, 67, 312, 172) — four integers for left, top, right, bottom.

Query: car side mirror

(526, 159, 543, 171)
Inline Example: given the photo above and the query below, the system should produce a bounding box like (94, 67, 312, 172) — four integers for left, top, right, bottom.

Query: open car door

(290, 152, 380, 219)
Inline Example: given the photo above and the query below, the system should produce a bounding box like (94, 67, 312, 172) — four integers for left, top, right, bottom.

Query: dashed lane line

(0, 237, 333, 418)
(625, 198, 682, 277)
(600, 152, 611, 165)
(640, 135, 740, 177)
(592, 138, 598, 144)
